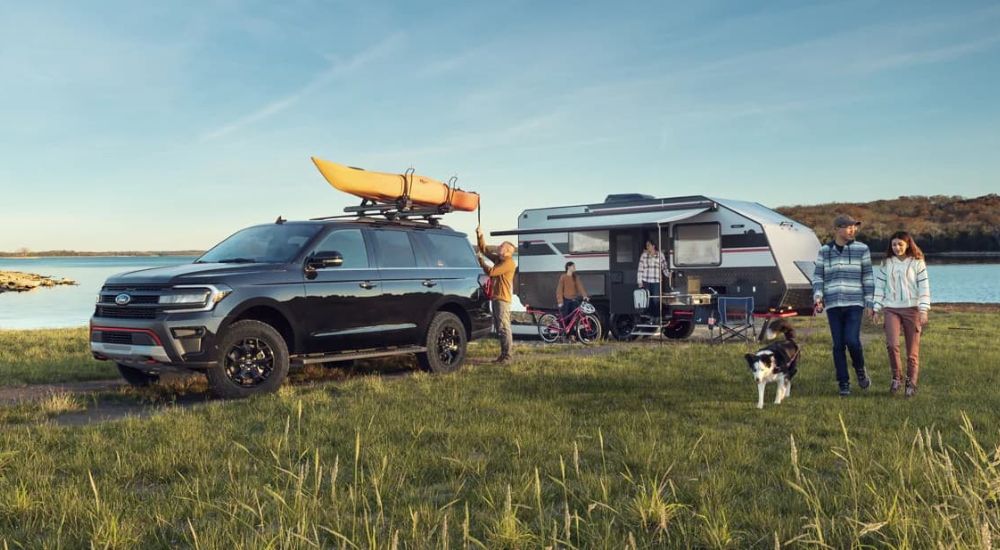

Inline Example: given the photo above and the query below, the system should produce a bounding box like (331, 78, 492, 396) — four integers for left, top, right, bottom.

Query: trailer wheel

(610, 314, 639, 341)
(663, 319, 695, 339)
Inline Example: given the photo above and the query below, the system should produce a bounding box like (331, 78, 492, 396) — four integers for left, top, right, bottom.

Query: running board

(631, 323, 663, 336)
(293, 346, 428, 366)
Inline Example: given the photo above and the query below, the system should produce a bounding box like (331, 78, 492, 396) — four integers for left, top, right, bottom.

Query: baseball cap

(833, 214, 862, 228)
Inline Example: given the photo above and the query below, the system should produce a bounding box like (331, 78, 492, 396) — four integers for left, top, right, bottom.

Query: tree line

(777, 194, 1000, 254)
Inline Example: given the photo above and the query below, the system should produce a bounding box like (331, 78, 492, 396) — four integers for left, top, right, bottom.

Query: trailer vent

(603, 193, 654, 203)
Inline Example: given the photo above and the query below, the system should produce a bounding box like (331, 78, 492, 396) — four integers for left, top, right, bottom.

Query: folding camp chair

(712, 296, 756, 343)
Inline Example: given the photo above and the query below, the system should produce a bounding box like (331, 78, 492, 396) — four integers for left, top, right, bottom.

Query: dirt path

(0, 379, 125, 405)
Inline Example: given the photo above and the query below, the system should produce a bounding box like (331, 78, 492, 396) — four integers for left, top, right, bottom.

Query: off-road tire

(206, 320, 290, 398)
(417, 312, 467, 373)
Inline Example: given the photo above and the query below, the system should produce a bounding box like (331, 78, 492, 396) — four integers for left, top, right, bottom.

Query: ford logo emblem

(115, 293, 132, 306)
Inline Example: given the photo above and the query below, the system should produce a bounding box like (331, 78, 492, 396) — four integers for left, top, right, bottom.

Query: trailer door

(608, 229, 642, 314)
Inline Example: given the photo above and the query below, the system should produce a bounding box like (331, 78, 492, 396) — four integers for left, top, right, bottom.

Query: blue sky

(2, 0, 998, 251)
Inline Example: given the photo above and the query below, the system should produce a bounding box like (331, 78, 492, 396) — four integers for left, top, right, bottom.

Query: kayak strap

(445, 176, 459, 210)
(402, 168, 415, 209)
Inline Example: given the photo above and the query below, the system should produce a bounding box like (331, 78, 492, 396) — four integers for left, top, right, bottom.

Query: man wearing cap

(476, 226, 517, 364)
(813, 214, 875, 396)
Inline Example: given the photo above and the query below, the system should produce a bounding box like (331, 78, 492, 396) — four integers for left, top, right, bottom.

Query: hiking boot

(889, 379, 902, 395)
(856, 369, 871, 390)
(839, 383, 851, 397)
(905, 383, 917, 398)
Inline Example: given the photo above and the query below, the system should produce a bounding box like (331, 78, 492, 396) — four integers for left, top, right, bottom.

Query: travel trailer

(492, 194, 820, 340)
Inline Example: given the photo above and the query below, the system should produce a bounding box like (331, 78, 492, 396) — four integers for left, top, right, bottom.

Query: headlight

(159, 291, 211, 306)
(160, 284, 233, 310)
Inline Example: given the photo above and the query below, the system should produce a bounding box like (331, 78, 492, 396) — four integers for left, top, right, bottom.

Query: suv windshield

(197, 224, 322, 264)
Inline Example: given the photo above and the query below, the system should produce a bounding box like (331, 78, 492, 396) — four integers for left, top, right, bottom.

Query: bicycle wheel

(537, 313, 562, 343)
(576, 313, 603, 344)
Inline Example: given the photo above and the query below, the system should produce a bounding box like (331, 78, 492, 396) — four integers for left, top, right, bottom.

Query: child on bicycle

(556, 261, 589, 320)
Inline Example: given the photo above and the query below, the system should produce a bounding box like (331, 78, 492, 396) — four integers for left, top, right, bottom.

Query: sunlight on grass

(0, 308, 997, 546)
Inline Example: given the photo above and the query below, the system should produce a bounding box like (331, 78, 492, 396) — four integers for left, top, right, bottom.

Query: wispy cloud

(199, 33, 406, 141)
(851, 34, 1000, 74)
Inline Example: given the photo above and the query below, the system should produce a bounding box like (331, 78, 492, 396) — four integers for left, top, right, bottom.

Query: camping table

(753, 310, 799, 342)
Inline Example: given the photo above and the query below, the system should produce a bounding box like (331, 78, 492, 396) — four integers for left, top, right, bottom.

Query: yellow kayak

(311, 157, 479, 211)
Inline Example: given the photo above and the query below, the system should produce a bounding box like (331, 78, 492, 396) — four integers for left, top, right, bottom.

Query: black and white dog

(744, 320, 800, 409)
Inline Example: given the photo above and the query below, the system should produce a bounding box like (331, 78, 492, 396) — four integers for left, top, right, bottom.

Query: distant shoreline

(0, 252, 203, 258)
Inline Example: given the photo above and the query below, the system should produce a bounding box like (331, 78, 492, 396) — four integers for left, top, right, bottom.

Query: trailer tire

(610, 314, 639, 341)
(663, 319, 695, 339)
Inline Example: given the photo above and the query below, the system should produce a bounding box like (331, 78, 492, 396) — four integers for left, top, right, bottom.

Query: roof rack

(310, 197, 454, 226)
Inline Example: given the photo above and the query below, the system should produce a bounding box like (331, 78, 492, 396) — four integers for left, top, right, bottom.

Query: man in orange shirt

(476, 227, 517, 363)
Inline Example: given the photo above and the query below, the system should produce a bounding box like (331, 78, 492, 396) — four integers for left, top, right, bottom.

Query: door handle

(359, 281, 376, 290)
(422, 280, 437, 288)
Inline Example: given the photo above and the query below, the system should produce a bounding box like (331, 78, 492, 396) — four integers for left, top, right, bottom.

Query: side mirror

(307, 251, 344, 269)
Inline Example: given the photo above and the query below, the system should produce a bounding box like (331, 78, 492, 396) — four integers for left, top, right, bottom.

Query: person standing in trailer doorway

(637, 239, 670, 321)
(812, 214, 875, 397)
(476, 227, 517, 364)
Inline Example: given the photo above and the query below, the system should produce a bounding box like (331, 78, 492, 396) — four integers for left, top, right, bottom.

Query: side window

(569, 231, 609, 254)
(373, 230, 416, 268)
(311, 229, 369, 268)
(420, 233, 479, 268)
(673, 223, 721, 266)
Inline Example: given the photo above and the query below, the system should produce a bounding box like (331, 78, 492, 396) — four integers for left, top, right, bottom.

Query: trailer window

(569, 231, 608, 254)
(673, 223, 721, 266)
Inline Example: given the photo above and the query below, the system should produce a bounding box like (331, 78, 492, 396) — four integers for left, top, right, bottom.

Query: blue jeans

(559, 299, 579, 322)
(643, 282, 661, 319)
(826, 306, 865, 384)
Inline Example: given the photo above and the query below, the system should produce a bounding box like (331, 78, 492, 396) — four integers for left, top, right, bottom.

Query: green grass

(0, 328, 118, 385)
(0, 309, 998, 548)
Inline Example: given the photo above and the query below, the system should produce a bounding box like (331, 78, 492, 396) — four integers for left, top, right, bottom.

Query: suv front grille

(94, 306, 158, 320)
(99, 295, 159, 305)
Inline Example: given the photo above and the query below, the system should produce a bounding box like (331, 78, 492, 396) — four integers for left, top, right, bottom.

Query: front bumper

(89, 313, 223, 370)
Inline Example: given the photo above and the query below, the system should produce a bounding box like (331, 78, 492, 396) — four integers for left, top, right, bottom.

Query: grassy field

(0, 308, 998, 548)
(0, 328, 119, 385)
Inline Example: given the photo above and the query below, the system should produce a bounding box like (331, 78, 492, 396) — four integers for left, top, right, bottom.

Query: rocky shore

(0, 271, 77, 293)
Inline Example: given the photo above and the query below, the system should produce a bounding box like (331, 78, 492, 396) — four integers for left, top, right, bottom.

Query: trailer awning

(491, 206, 711, 237)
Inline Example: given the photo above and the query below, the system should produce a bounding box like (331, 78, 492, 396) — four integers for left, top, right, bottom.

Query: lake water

(1, 257, 998, 329)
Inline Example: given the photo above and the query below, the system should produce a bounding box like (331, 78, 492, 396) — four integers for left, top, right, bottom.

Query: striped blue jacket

(812, 240, 874, 309)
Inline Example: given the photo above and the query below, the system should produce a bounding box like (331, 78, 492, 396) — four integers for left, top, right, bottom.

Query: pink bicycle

(530, 301, 603, 344)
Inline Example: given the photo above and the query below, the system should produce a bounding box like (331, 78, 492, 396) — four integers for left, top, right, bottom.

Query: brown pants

(883, 307, 923, 386)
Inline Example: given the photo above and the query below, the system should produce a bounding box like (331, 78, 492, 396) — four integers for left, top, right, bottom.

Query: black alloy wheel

(224, 337, 275, 387)
(418, 312, 467, 373)
(206, 320, 290, 398)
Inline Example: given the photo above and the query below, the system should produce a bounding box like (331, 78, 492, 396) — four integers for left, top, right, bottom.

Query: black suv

(89, 217, 492, 398)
